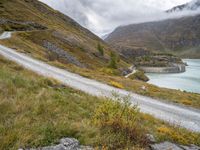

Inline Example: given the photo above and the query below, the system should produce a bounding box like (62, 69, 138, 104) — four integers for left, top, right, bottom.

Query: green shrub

(108, 51, 117, 69)
(97, 43, 104, 56)
(129, 70, 149, 82)
(93, 94, 149, 149)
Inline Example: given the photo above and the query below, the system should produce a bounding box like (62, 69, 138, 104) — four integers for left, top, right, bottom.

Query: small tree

(108, 51, 117, 69)
(97, 43, 104, 56)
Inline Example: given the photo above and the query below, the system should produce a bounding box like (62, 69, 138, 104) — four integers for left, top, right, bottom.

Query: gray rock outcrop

(150, 142, 200, 150)
(150, 142, 183, 150)
(20, 138, 93, 150)
(43, 41, 85, 68)
(0, 18, 47, 31)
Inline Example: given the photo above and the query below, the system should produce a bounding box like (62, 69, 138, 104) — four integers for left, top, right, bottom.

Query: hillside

(106, 13, 200, 59)
(1, 55, 200, 149)
(0, 0, 128, 71)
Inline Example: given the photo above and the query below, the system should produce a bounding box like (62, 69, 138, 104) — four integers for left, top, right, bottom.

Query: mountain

(101, 33, 110, 40)
(167, 0, 200, 12)
(0, 0, 127, 70)
(106, 5, 200, 58)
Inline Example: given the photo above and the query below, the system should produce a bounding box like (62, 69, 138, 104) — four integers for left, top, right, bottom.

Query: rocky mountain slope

(106, 1, 200, 59)
(0, 0, 127, 70)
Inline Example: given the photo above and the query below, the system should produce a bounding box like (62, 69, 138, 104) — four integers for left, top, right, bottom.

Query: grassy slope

(0, 56, 200, 150)
(0, 0, 200, 109)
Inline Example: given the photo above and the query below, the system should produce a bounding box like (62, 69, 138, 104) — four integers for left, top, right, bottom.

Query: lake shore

(146, 59, 200, 94)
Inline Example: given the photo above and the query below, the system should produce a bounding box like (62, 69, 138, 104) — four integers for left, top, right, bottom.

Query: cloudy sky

(40, 0, 193, 36)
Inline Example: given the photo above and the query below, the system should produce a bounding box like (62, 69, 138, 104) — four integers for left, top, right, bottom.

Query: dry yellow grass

(181, 99, 192, 106)
(110, 81, 124, 89)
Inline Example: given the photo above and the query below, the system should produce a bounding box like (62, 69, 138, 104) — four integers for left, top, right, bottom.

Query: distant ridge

(167, 0, 200, 13)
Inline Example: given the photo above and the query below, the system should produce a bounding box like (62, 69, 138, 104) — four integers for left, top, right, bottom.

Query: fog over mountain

(40, 0, 199, 36)
(167, 0, 200, 12)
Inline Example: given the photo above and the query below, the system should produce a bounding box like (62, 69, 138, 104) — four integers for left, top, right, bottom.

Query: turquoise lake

(146, 59, 200, 94)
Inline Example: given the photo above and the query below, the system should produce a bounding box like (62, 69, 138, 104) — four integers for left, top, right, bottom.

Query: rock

(120, 68, 132, 76)
(117, 46, 151, 58)
(40, 144, 66, 150)
(180, 144, 200, 150)
(150, 141, 182, 150)
(79, 146, 93, 150)
(60, 138, 79, 149)
(146, 134, 156, 143)
(43, 41, 85, 68)
(21, 138, 93, 150)
(190, 144, 200, 150)
(141, 86, 146, 90)
(0, 18, 47, 31)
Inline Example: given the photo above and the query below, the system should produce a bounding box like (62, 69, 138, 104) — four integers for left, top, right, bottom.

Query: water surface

(146, 59, 200, 94)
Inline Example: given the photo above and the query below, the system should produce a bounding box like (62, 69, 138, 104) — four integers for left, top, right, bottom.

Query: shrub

(97, 43, 104, 56)
(110, 81, 124, 89)
(157, 126, 189, 144)
(129, 70, 149, 82)
(92, 94, 149, 149)
(181, 100, 192, 106)
(108, 51, 117, 69)
(41, 77, 61, 87)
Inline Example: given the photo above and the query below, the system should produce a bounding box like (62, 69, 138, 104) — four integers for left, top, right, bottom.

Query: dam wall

(139, 64, 186, 73)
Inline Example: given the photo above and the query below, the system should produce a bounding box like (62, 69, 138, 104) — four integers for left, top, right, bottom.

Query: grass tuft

(110, 81, 124, 89)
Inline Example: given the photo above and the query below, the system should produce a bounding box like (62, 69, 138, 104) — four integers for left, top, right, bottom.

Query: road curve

(0, 32, 200, 132)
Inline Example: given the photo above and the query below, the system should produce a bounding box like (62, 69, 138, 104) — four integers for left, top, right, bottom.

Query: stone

(40, 144, 66, 150)
(141, 86, 146, 90)
(0, 18, 47, 31)
(43, 41, 85, 68)
(78, 146, 93, 150)
(180, 144, 200, 150)
(120, 68, 132, 76)
(146, 134, 156, 143)
(22, 138, 93, 150)
(60, 138, 79, 149)
(150, 141, 182, 150)
(190, 145, 200, 150)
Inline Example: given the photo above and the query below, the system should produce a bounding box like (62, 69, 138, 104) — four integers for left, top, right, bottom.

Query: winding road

(1, 32, 200, 132)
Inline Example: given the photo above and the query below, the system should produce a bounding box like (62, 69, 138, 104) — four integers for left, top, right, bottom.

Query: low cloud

(40, 0, 199, 36)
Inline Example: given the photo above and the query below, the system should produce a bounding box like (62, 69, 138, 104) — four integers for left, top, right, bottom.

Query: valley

(0, 0, 200, 149)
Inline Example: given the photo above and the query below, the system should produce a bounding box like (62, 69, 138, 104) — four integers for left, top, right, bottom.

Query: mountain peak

(167, 0, 200, 12)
